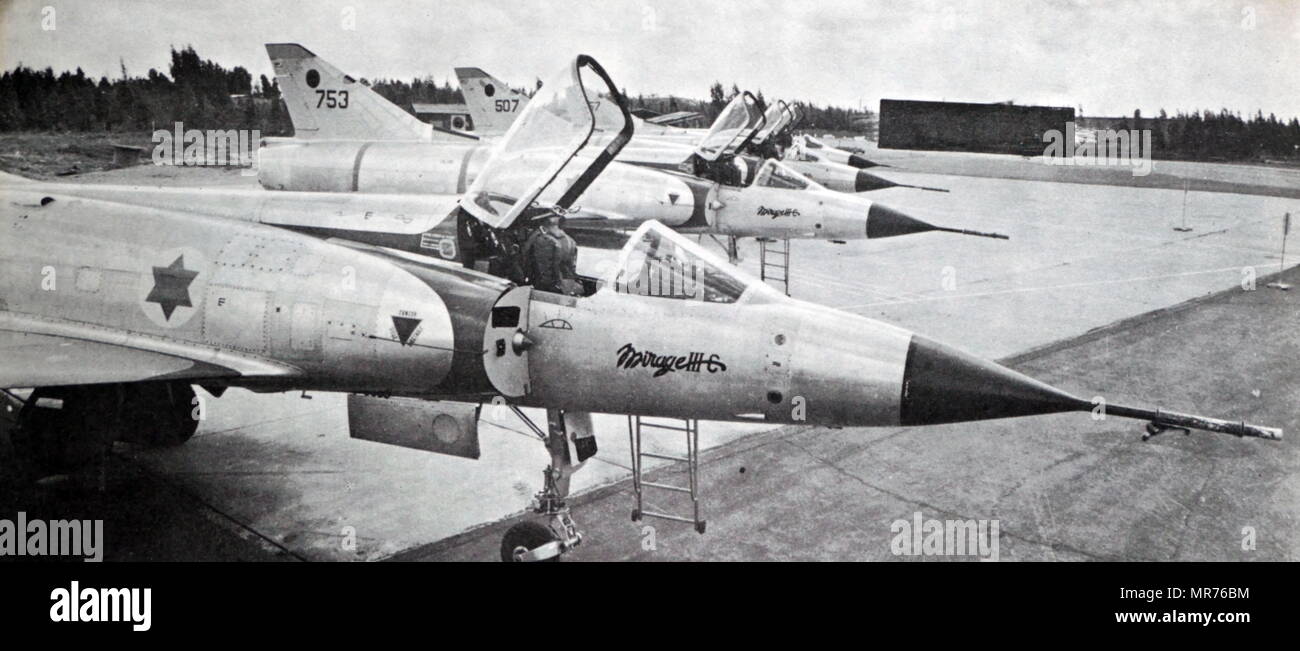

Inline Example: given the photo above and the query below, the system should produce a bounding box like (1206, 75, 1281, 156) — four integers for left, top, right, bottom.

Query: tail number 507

(494, 99, 519, 113)
(316, 90, 350, 109)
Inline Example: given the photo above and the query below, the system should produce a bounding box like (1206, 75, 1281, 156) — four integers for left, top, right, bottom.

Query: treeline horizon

(0, 46, 1296, 163)
(1101, 109, 1300, 162)
(0, 46, 872, 135)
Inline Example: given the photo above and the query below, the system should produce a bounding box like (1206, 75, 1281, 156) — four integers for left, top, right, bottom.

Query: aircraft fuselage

(257, 139, 889, 241)
(0, 193, 498, 396)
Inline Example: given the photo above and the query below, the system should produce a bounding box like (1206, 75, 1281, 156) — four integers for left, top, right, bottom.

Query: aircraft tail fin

(453, 67, 530, 136)
(266, 43, 431, 141)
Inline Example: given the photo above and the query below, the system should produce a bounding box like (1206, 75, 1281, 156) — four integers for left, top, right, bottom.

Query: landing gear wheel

(151, 404, 199, 447)
(122, 382, 198, 447)
(11, 387, 94, 477)
(501, 521, 560, 562)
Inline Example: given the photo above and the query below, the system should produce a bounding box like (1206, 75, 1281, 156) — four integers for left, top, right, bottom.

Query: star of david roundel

(138, 247, 206, 328)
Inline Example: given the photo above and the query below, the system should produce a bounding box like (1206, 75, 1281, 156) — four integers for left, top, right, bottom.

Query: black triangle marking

(391, 316, 422, 345)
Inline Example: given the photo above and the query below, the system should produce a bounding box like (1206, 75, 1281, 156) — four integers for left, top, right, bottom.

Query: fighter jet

(791, 133, 889, 169)
(1, 55, 1279, 563)
(268, 43, 912, 195)
(0, 153, 996, 276)
(739, 101, 945, 193)
(451, 62, 921, 193)
(261, 43, 993, 264)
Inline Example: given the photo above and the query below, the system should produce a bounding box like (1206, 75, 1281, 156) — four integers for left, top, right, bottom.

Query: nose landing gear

(499, 406, 592, 562)
(501, 465, 583, 562)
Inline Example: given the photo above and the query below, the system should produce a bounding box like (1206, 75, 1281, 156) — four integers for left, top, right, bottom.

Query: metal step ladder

(759, 238, 790, 296)
(628, 416, 706, 534)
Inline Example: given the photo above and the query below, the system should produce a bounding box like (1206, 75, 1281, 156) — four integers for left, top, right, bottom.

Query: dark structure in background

(879, 99, 1074, 155)
(413, 103, 473, 131)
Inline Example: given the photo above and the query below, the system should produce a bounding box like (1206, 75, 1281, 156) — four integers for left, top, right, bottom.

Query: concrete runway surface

(2, 152, 1296, 561)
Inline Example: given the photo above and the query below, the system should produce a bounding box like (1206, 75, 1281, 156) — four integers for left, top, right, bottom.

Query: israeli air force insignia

(137, 247, 206, 328)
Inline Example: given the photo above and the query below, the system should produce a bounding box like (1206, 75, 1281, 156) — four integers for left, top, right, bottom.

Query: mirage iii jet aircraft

(452, 63, 931, 193)
(1, 55, 1279, 563)
(266, 43, 925, 196)
(261, 43, 998, 270)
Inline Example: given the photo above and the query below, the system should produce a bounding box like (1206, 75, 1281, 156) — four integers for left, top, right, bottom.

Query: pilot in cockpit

(522, 213, 580, 295)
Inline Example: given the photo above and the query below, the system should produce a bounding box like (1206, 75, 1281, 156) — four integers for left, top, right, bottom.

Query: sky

(1, 0, 1298, 119)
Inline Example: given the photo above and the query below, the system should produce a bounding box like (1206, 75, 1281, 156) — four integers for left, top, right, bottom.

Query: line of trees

(0, 47, 877, 137)
(1117, 109, 1300, 161)
(0, 46, 465, 136)
(2, 47, 1296, 163)
(367, 77, 463, 112)
(0, 47, 274, 132)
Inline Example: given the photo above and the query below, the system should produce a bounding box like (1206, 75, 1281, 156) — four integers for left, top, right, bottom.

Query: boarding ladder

(759, 237, 791, 295)
(628, 416, 706, 534)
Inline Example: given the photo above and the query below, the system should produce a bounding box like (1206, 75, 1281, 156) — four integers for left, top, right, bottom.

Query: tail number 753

(316, 89, 350, 109)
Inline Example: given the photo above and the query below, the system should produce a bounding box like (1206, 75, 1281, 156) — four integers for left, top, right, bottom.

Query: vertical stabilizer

(454, 67, 531, 137)
(267, 43, 431, 141)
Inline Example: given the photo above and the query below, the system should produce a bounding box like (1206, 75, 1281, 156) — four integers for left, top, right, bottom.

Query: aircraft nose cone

(865, 203, 940, 239)
(854, 170, 898, 193)
(847, 153, 884, 169)
(866, 204, 1011, 241)
(899, 334, 1089, 426)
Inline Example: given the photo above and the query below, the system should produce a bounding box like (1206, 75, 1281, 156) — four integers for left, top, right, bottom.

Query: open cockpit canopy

(693, 91, 764, 162)
(752, 99, 793, 145)
(461, 55, 632, 229)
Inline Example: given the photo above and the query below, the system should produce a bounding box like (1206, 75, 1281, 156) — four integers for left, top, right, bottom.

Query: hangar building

(879, 99, 1074, 155)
